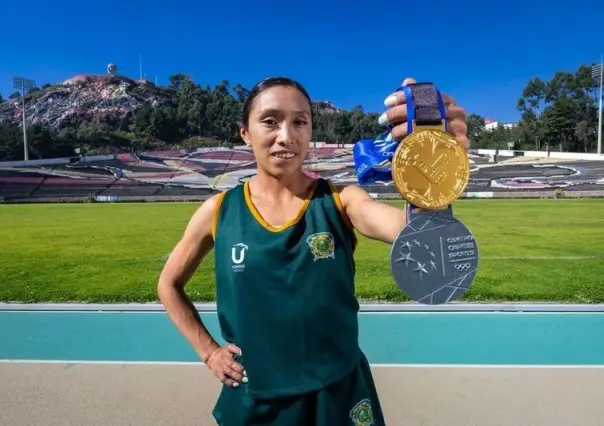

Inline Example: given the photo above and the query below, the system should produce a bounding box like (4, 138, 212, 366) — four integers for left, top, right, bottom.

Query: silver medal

(390, 207, 479, 305)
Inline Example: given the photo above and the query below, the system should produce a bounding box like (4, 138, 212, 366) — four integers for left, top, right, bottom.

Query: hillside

(0, 75, 172, 131)
(0, 62, 600, 162)
(0, 73, 383, 162)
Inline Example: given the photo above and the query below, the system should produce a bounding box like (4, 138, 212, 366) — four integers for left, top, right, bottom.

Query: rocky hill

(0, 75, 174, 131)
(0, 74, 344, 131)
(0, 73, 383, 162)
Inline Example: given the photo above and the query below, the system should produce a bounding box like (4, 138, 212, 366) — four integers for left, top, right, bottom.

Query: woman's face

(241, 85, 312, 178)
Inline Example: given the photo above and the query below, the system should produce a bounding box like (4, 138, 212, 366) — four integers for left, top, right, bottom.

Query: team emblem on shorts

(349, 398, 374, 426)
(306, 232, 335, 261)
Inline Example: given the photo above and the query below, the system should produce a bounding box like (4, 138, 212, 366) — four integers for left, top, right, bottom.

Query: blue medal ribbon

(352, 84, 448, 218)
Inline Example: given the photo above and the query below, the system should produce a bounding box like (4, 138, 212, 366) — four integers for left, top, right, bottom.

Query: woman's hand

(379, 77, 470, 150)
(204, 343, 247, 387)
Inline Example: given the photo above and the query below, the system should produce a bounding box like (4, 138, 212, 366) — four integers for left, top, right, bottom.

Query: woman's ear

(239, 122, 251, 146)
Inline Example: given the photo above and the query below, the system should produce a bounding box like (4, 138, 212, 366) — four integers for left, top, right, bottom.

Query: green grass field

(0, 199, 603, 303)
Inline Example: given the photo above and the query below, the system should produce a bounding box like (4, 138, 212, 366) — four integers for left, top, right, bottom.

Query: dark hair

(241, 76, 313, 128)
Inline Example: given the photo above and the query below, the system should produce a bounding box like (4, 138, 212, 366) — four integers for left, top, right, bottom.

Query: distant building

(484, 118, 517, 131)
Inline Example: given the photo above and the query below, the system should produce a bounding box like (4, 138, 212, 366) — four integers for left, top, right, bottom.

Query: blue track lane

(2, 311, 604, 365)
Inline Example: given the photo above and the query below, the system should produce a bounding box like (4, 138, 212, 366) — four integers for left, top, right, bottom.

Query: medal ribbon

(352, 83, 448, 221)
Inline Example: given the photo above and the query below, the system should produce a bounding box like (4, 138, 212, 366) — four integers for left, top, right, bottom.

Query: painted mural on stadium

(0, 147, 603, 200)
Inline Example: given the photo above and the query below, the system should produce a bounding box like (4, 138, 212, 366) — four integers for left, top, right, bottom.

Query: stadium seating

(0, 148, 602, 201)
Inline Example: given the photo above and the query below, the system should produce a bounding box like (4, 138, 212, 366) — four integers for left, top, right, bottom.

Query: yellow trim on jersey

(211, 191, 227, 241)
(243, 180, 317, 233)
(326, 180, 358, 250)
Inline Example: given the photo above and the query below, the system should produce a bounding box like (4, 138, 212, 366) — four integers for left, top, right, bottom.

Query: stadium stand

(0, 147, 603, 202)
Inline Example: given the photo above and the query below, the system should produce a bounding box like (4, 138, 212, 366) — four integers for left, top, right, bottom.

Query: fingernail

(233, 382, 239, 387)
(378, 112, 389, 127)
(243, 370, 247, 376)
(242, 377, 248, 383)
(384, 95, 397, 107)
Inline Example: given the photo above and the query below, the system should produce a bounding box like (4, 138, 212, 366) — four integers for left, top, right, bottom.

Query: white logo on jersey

(231, 243, 248, 272)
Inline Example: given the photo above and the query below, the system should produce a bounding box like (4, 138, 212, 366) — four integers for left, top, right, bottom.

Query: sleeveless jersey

(212, 178, 361, 400)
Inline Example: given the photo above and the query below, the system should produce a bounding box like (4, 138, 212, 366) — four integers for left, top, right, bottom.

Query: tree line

(468, 64, 601, 153)
(0, 64, 601, 161)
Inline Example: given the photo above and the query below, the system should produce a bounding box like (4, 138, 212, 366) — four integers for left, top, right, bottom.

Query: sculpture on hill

(107, 63, 117, 76)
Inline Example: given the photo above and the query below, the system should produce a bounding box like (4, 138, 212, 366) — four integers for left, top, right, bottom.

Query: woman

(158, 76, 469, 425)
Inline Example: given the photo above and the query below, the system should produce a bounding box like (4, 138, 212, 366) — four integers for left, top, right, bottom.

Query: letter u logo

(231, 243, 248, 264)
(232, 248, 245, 264)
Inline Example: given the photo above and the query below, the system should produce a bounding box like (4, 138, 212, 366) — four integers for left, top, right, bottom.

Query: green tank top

(212, 178, 362, 399)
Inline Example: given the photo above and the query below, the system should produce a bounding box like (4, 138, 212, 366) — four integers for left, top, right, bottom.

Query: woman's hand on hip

(204, 343, 247, 387)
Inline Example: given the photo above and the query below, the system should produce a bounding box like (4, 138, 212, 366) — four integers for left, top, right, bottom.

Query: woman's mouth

(271, 151, 297, 160)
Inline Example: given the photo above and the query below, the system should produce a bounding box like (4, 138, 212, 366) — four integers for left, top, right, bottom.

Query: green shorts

(212, 353, 385, 426)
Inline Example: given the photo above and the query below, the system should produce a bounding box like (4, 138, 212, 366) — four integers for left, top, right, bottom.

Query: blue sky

(1, 0, 602, 123)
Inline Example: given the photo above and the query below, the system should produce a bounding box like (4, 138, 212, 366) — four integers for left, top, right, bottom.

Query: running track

(2, 303, 604, 425)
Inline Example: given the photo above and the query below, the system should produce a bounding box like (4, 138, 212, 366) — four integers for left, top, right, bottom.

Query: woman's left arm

(339, 185, 407, 244)
(339, 77, 470, 245)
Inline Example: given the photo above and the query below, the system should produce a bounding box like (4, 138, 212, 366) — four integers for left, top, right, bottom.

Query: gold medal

(391, 127, 470, 210)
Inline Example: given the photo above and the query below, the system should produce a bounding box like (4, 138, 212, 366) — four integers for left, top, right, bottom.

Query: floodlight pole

(593, 60, 603, 156)
(12, 76, 36, 161)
